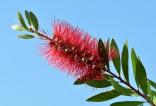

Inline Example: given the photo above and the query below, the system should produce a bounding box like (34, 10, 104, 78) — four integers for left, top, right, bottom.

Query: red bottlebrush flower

(39, 19, 119, 82)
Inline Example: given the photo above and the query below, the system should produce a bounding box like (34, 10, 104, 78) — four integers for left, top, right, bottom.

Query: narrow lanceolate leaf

(74, 74, 113, 87)
(136, 57, 147, 94)
(25, 10, 31, 26)
(17, 11, 29, 31)
(110, 38, 120, 75)
(73, 79, 85, 85)
(152, 90, 156, 97)
(86, 89, 121, 102)
(131, 48, 139, 88)
(110, 101, 145, 106)
(98, 39, 108, 66)
(86, 80, 112, 88)
(148, 79, 156, 89)
(17, 34, 37, 39)
(110, 77, 138, 97)
(73, 75, 90, 85)
(152, 91, 156, 105)
(73, 74, 111, 85)
(121, 40, 129, 83)
(147, 80, 153, 101)
(29, 11, 39, 30)
(153, 96, 156, 105)
(73, 74, 92, 85)
(152, 90, 156, 104)
(11, 24, 25, 31)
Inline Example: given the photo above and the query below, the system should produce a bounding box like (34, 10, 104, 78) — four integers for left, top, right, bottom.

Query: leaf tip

(86, 98, 92, 102)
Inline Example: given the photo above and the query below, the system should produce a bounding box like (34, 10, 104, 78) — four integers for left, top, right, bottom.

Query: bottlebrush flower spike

(40, 19, 119, 81)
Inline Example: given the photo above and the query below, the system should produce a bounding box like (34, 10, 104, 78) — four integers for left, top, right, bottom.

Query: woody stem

(105, 69, 155, 106)
(30, 28, 52, 41)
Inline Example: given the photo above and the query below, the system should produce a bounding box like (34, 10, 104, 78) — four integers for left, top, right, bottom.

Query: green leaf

(121, 40, 129, 83)
(11, 24, 25, 31)
(73, 75, 90, 85)
(110, 101, 145, 106)
(110, 38, 120, 75)
(73, 79, 84, 85)
(148, 79, 156, 89)
(86, 80, 112, 88)
(147, 80, 153, 101)
(25, 10, 31, 26)
(131, 48, 139, 88)
(152, 90, 156, 96)
(153, 96, 156, 105)
(136, 57, 147, 94)
(17, 34, 37, 39)
(86, 89, 121, 102)
(122, 91, 139, 97)
(17, 11, 29, 31)
(73, 74, 113, 86)
(110, 77, 138, 97)
(29, 11, 39, 30)
(98, 39, 108, 65)
(152, 91, 156, 105)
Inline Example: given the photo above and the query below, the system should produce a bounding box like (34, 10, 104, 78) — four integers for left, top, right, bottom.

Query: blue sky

(0, 0, 156, 106)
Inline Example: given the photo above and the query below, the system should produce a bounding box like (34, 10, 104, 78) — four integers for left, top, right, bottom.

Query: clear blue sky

(0, 0, 156, 106)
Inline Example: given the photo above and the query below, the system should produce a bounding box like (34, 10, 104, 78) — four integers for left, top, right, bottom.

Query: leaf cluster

(74, 39, 156, 106)
(11, 10, 39, 39)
